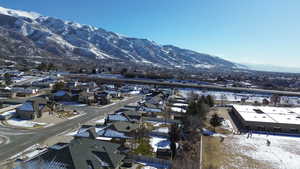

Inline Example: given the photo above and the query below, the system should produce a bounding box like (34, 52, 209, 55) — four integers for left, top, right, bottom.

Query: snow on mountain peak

(0, 6, 40, 20)
(0, 6, 237, 70)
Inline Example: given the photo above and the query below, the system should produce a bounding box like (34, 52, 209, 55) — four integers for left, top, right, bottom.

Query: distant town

(0, 62, 299, 169)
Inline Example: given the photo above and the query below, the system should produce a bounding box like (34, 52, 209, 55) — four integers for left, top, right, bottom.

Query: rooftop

(233, 105, 300, 125)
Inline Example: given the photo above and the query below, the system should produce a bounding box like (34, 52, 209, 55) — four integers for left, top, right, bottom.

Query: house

(76, 82, 98, 92)
(15, 130, 126, 169)
(102, 84, 116, 90)
(16, 98, 50, 120)
(156, 149, 172, 160)
(110, 121, 139, 137)
(11, 87, 39, 97)
(32, 77, 57, 88)
(74, 126, 132, 144)
(106, 90, 122, 98)
(143, 117, 182, 125)
(106, 112, 133, 123)
(95, 91, 112, 105)
(0, 88, 16, 98)
(66, 80, 79, 89)
(53, 90, 74, 102)
(117, 109, 142, 121)
(78, 91, 95, 104)
(140, 103, 162, 113)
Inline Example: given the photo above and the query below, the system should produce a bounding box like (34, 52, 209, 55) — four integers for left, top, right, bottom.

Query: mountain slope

(0, 6, 237, 69)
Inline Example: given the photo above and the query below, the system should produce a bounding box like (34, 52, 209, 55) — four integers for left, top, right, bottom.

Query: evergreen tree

(187, 100, 197, 115)
(52, 82, 65, 91)
(201, 95, 208, 104)
(210, 113, 222, 131)
(47, 63, 56, 71)
(37, 62, 48, 71)
(4, 73, 12, 86)
(206, 95, 215, 107)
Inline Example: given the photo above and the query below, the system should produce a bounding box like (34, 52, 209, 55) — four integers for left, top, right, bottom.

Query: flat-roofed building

(231, 105, 300, 133)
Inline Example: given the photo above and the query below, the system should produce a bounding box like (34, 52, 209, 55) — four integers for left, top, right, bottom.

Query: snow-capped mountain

(0, 6, 237, 69)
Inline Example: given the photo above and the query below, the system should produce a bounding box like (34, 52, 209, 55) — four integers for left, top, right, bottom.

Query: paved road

(69, 75, 300, 97)
(0, 95, 142, 163)
(12, 76, 41, 87)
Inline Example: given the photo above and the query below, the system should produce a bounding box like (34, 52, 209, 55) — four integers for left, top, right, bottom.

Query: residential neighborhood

(0, 66, 300, 169)
(1, 2, 300, 169)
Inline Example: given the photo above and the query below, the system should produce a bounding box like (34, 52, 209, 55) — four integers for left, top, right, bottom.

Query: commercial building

(231, 105, 300, 133)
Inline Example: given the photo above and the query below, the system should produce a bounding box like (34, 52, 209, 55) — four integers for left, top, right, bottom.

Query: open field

(202, 107, 300, 169)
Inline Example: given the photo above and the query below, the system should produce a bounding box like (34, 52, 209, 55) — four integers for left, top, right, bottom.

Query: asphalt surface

(0, 95, 142, 163)
(12, 76, 41, 87)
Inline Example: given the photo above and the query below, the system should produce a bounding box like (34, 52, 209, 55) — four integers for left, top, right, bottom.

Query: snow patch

(6, 118, 47, 128)
(0, 6, 40, 20)
(230, 133, 300, 169)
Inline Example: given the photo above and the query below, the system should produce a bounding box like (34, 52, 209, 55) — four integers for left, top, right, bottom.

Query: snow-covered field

(179, 89, 300, 105)
(6, 118, 47, 128)
(227, 133, 300, 169)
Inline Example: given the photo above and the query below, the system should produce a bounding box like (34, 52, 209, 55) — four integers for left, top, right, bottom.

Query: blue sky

(0, 0, 299, 67)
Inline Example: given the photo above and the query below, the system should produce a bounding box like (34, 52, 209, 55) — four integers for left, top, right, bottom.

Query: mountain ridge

(0, 6, 238, 70)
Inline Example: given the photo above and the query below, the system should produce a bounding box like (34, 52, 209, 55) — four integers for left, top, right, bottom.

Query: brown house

(16, 98, 51, 120)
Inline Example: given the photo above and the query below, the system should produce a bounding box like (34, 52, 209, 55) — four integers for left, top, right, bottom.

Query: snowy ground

(170, 107, 186, 113)
(6, 118, 47, 128)
(179, 89, 300, 105)
(150, 136, 170, 152)
(153, 127, 169, 133)
(0, 110, 16, 116)
(142, 166, 157, 169)
(221, 119, 234, 132)
(227, 133, 300, 169)
(94, 117, 106, 125)
(172, 103, 188, 107)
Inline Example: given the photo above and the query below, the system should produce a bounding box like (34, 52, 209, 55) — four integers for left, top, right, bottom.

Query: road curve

(0, 95, 142, 163)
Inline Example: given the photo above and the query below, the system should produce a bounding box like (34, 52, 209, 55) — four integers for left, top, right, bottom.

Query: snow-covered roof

(172, 103, 188, 107)
(233, 105, 300, 125)
(107, 114, 129, 121)
(170, 107, 187, 113)
(54, 90, 67, 97)
(74, 126, 130, 139)
(18, 102, 34, 111)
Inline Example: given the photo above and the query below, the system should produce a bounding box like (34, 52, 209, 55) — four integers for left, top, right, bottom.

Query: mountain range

(0, 6, 239, 70)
